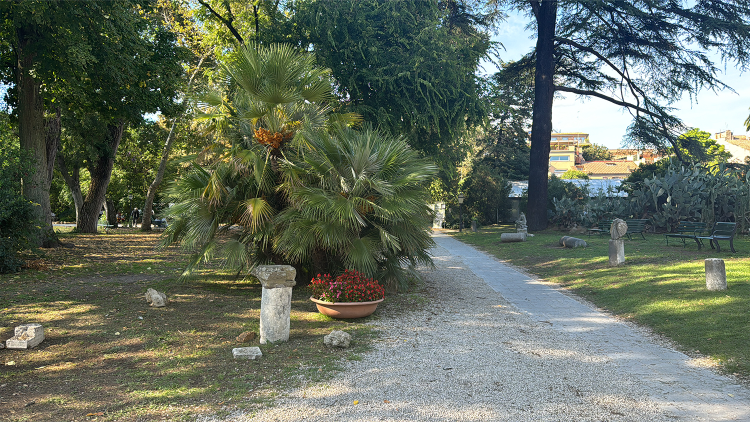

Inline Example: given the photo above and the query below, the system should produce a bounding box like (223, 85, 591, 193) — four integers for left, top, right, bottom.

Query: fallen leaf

(383, 400, 390, 403)
(5, 361, 15, 366)
(86, 412, 105, 417)
(353, 400, 359, 405)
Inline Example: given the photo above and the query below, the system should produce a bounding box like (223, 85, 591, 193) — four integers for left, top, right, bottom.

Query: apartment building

(548, 132, 589, 176)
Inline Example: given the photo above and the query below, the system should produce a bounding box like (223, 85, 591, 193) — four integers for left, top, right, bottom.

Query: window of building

(550, 156, 570, 161)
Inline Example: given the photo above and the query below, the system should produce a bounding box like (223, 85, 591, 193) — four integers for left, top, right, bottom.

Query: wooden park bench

(695, 222, 738, 253)
(625, 219, 649, 240)
(665, 221, 707, 247)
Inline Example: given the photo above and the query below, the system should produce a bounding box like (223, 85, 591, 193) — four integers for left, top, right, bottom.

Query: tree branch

(553, 85, 663, 119)
(196, 0, 244, 44)
(555, 36, 647, 101)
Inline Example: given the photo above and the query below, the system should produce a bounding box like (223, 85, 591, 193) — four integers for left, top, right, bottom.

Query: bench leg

(714, 239, 720, 252)
(695, 238, 703, 250)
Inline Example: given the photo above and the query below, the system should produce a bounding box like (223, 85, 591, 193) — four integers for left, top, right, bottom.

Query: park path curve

(203, 232, 750, 422)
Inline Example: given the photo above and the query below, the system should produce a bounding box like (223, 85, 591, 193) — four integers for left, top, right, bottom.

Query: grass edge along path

(451, 225, 750, 383)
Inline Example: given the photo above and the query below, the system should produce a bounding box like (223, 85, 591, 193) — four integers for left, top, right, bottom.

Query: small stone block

(233, 346, 262, 360)
(6, 323, 44, 349)
(705, 258, 727, 291)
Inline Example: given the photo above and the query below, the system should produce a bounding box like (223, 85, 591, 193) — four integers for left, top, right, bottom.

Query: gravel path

(204, 234, 750, 421)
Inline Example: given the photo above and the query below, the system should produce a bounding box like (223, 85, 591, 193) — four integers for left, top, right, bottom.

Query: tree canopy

(295, 0, 500, 172)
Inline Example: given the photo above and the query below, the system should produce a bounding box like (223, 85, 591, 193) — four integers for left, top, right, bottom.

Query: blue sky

(488, 11, 750, 149)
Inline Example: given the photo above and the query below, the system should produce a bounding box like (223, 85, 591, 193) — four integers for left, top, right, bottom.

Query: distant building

(714, 130, 750, 163)
(715, 130, 748, 143)
(608, 149, 662, 165)
(548, 132, 590, 176)
(578, 161, 638, 180)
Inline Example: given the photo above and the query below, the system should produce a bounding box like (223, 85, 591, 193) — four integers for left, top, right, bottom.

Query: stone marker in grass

(251, 265, 296, 344)
(705, 258, 727, 291)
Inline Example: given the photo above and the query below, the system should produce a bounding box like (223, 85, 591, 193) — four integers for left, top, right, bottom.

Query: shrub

(0, 145, 35, 273)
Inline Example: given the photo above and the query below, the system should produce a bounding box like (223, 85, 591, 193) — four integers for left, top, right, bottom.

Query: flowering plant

(309, 270, 385, 303)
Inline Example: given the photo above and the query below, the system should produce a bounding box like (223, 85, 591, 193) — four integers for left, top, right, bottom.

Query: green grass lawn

(0, 230, 422, 422)
(452, 225, 750, 381)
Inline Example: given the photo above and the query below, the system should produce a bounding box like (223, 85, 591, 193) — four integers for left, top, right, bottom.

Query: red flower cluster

(310, 269, 385, 303)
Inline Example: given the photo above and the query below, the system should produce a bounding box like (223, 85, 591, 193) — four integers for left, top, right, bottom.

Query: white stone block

(705, 258, 727, 291)
(6, 323, 44, 349)
(260, 286, 293, 344)
(609, 239, 625, 266)
(233, 346, 262, 360)
(145, 288, 168, 307)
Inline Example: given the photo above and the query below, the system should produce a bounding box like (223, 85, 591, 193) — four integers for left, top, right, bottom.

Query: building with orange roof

(579, 161, 638, 180)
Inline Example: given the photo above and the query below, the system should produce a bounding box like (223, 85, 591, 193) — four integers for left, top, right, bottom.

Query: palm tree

(162, 43, 435, 290)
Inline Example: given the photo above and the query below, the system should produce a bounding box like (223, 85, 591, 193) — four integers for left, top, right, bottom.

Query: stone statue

(516, 212, 528, 234)
(610, 218, 628, 240)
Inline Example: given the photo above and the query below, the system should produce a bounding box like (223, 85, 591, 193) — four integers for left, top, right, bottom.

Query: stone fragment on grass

(500, 232, 527, 243)
(324, 330, 352, 348)
(6, 323, 45, 349)
(233, 347, 262, 360)
(559, 236, 587, 248)
(236, 331, 257, 343)
(145, 288, 168, 307)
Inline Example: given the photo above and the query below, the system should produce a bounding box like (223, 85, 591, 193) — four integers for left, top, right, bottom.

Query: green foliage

(0, 141, 35, 273)
(476, 60, 534, 181)
(580, 144, 612, 162)
(461, 163, 511, 225)
(560, 169, 589, 179)
(295, 0, 497, 173)
(624, 158, 673, 188)
(671, 128, 731, 166)
(547, 175, 586, 210)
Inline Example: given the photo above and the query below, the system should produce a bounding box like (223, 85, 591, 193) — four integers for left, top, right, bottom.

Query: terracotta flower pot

(310, 297, 384, 319)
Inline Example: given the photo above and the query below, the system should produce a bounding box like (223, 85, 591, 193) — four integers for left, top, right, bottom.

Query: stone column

(251, 265, 296, 344)
(705, 258, 727, 291)
(471, 219, 477, 232)
(608, 239, 625, 266)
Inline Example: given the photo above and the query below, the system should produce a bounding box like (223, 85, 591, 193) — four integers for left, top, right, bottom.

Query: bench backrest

(710, 222, 737, 237)
(598, 220, 614, 231)
(675, 221, 706, 234)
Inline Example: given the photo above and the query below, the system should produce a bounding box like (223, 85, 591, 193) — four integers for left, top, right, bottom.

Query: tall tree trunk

(55, 153, 84, 226)
(16, 28, 59, 247)
(140, 120, 176, 232)
(77, 122, 126, 233)
(527, 0, 557, 232)
(105, 199, 118, 228)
